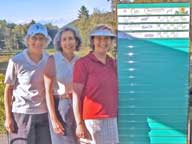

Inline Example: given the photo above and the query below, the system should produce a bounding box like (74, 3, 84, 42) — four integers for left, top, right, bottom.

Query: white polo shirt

(53, 51, 79, 96)
(4, 49, 49, 114)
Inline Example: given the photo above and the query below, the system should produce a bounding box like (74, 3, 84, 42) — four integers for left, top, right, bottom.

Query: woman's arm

(4, 84, 14, 133)
(73, 83, 90, 139)
(72, 83, 84, 126)
(44, 56, 64, 135)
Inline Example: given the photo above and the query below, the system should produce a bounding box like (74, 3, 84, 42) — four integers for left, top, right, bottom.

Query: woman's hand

(51, 118, 65, 136)
(4, 84, 14, 133)
(4, 116, 14, 133)
(76, 123, 91, 139)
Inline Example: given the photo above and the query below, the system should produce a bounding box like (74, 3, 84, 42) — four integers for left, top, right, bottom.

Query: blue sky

(0, 0, 112, 27)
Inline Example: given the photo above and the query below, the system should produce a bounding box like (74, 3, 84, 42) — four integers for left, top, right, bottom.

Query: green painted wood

(117, 37, 189, 144)
(117, 4, 190, 144)
(117, 3, 190, 144)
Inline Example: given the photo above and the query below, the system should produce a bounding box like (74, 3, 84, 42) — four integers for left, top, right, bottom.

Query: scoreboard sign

(117, 3, 190, 144)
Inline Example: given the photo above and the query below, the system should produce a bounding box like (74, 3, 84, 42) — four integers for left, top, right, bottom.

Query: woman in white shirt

(44, 25, 81, 144)
(4, 23, 52, 144)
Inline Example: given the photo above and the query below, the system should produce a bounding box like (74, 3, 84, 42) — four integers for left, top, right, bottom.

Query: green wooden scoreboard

(117, 3, 190, 144)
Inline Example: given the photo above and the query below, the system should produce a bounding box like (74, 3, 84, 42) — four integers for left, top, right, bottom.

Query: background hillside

(0, 10, 115, 133)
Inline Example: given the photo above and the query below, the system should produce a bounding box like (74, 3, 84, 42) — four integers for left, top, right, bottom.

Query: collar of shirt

(23, 49, 47, 66)
(88, 51, 113, 65)
(57, 51, 79, 65)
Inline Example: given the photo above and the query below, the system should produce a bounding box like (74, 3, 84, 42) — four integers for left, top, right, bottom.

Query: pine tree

(78, 6, 89, 19)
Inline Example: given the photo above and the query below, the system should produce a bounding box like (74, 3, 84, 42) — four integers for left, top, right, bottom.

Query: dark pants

(9, 112, 51, 144)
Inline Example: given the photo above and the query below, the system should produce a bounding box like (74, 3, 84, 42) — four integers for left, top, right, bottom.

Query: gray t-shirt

(4, 49, 49, 114)
(53, 52, 79, 96)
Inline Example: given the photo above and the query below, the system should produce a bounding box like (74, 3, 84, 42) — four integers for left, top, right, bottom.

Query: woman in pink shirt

(73, 25, 119, 144)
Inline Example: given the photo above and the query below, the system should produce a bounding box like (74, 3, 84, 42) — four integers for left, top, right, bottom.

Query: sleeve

(73, 59, 88, 85)
(4, 59, 16, 85)
(44, 55, 56, 78)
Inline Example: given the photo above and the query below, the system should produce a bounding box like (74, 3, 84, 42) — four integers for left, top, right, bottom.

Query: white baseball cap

(90, 25, 116, 37)
(27, 23, 49, 37)
(23, 23, 52, 47)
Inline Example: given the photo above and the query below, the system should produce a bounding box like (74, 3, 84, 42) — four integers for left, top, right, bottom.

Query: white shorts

(80, 117, 119, 144)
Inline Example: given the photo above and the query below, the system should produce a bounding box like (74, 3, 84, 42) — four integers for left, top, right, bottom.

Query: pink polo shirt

(73, 52, 118, 119)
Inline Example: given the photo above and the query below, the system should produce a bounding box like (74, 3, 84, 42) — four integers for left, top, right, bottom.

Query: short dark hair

(54, 25, 82, 51)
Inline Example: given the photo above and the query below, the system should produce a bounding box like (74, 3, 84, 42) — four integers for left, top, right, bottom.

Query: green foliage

(0, 8, 116, 56)
(78, 5, 89, 19)
(74, 10, 116, 57)
(0, 73, 5, 133)
(0, 20, 58, 51)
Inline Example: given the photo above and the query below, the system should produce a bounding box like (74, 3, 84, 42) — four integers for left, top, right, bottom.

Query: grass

(0, 56, 11, 63)
(45, 48, 56, 55)
(0, 74, 5, 133)
(0, 62, 8, 74)
(0, 55, 12, 74)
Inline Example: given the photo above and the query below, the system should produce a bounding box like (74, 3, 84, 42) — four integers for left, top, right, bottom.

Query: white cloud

(8, 17, 75, 28)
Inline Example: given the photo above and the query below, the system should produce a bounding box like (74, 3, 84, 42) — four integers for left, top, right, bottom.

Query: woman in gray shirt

(4, 23, 52, 144)
(44, 25, 81, 144)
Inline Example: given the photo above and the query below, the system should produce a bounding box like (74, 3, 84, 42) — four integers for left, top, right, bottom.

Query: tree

(7, 23, 16, 29)
(74, 11, 115, 54)
(29, 20, 36, 25)
(78, 6, 89, 19)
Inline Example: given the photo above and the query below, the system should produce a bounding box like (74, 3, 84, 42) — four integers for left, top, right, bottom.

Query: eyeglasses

(30, 36, 47, 42)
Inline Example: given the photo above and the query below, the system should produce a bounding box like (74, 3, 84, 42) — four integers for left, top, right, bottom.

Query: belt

(59, 93, 72, 100)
